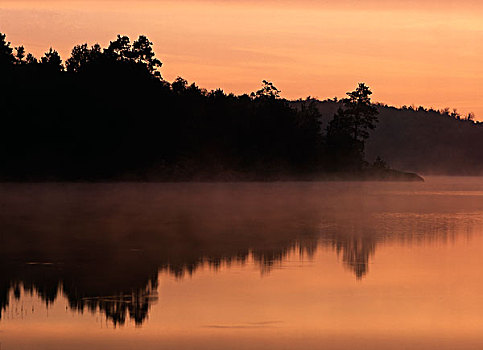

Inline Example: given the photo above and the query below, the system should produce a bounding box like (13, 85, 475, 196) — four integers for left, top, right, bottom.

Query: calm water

(1, 177, 483, 349)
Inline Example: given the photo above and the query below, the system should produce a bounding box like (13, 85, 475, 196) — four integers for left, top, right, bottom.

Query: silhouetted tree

(252, 80, 281, 99)
(171, 76, 188, 94)
(131, 35, 162, 77)
(344, 83, 379, 142)
(0, 33, 14, 66)
(106, 35, 131, 60)
(40, 48, 63, 71)
(326, 83, 379, 170)
(65, 43, 102, 73)
(14, 46, 26, 64)
(25, 53, 38, 65)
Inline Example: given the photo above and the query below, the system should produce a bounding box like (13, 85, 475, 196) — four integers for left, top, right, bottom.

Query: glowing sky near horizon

(1, 0, 482, 118)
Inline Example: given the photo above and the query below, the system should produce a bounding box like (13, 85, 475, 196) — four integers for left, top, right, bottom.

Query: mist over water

(1, 177, 483, 349)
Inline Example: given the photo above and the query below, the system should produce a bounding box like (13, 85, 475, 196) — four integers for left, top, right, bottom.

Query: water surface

(1, 177, 483, 349)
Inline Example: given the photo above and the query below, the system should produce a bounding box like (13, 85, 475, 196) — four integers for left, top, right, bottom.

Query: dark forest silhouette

(0, 32, 422, 181)
(303, 100, 483, 175)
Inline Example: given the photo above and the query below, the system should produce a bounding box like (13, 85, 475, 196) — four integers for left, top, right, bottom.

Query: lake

(1, 177, 483, 349)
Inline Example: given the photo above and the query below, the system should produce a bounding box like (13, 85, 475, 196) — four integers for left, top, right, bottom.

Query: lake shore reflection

(1, 178, 483, 349)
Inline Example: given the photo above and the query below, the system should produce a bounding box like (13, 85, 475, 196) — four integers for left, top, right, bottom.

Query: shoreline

(0, 169, 424, 183)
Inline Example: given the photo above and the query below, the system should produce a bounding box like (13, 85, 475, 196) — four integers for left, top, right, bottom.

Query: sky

(1, 0, 482, 118)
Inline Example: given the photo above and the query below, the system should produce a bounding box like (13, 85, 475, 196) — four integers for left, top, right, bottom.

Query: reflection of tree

(0, 267, 160, 326)
(0, 245, 315, 325)
(66, 278, 158, 326)
(0, 183, 479, 325)
(0, 229, 321, 326)
(333, 235, 376, 279)
(0, 281, 8, 320)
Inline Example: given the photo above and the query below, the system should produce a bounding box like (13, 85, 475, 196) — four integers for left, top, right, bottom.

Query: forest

(306, 100, 483, 175)
(0, 32, 439, 181)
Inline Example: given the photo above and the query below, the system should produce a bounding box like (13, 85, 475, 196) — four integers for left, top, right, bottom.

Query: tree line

(0, 32, 380, 180)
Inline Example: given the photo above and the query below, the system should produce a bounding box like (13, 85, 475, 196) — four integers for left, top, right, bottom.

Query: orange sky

(1, 0, 482, 118)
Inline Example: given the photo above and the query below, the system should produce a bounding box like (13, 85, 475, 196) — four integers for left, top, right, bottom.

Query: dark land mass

(297, 100, 482, 176)
(0, 32, 425, 182)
